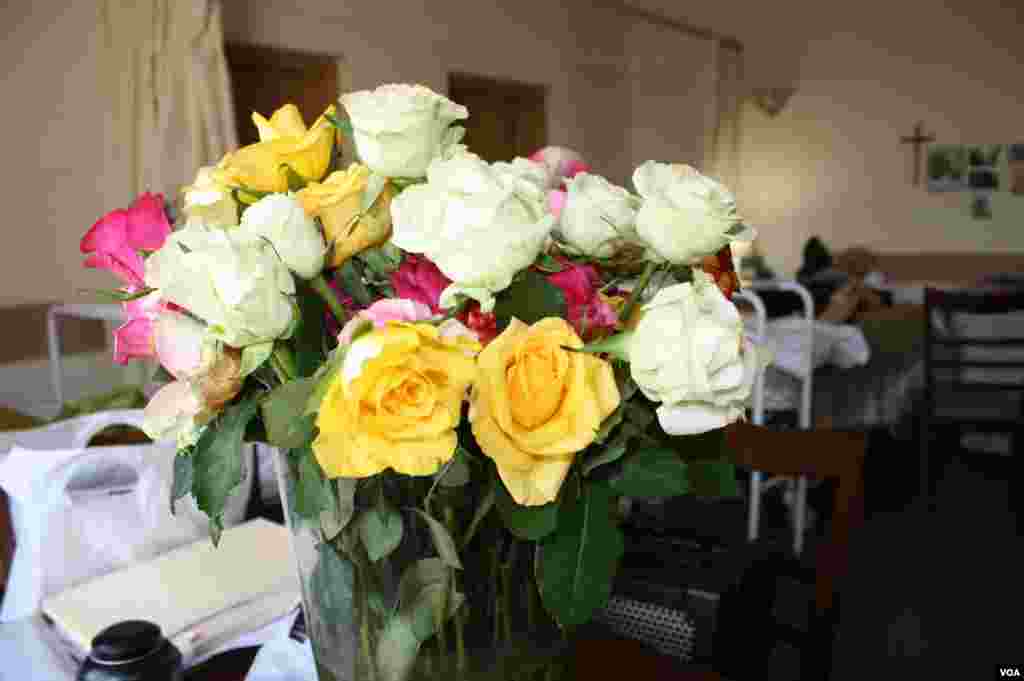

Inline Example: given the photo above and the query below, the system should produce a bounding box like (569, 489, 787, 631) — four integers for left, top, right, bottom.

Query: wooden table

(184, 636, 727, 681)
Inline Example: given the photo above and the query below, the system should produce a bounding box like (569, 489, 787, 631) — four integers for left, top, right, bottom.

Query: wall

(220, 0, 720, 187)
(731, 0, 1024, 276)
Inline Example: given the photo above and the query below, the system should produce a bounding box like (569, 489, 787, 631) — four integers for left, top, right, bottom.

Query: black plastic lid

(90, 620, 164, 664)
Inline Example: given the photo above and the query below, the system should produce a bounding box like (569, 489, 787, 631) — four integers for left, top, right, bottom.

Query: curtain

(98, 0, 237, 204)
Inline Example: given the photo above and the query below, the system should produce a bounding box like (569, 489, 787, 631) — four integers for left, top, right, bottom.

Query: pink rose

(391, 255, 452, 314)
(81, 193, 172, 287)
(112, 291, 165, 364)
(528, 147, 591, 189)
(547, 262, 618, 340)
(548, 189, 567, 219)
(337, 298, 434, 345)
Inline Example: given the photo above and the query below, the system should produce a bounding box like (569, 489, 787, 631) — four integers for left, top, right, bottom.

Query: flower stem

(442, 504, 467, 674)
(311, 273, 349, 325)
(271, 343, 297, 383)
(491, 539, 503, 647)
(618, 261, 659, 325)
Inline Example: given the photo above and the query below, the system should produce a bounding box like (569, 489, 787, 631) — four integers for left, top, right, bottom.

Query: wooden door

(448, 73, 547, 162)
(226, 44, 339, 145)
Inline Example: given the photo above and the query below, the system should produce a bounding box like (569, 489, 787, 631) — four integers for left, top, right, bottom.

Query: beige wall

(729, 0, 1024, 276)
(221, 0, 719, 186)
(11, 0, 1021, 307)
(4, 0, 723, 307)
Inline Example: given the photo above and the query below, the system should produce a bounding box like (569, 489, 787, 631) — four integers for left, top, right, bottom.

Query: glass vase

(273, 447, 571, 681)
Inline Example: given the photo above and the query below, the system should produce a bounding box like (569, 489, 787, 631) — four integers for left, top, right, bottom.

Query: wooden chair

(722, 422, 866, 680)
(589, 423, 866, 681)
(920, 287, 1024, 512)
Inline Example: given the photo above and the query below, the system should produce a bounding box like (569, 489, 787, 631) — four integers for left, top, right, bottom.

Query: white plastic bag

(0, 410, 254, 622)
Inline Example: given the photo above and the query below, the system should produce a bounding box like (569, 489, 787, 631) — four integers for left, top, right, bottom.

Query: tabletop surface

(0, 615, 727, 681)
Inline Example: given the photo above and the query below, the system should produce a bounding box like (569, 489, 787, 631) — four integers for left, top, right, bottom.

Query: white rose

(491, 157, 552, 196)
(390, 150, 554, 312)
(142, 380, 207, 448)
(633, 161, 754, 264)
(629, 271, 762, 435)
(559, 172, 641, 257)
(145, 223, 296, 347)
(340, 83, 468, 178)
(237, 193, 326, 279)
(183, 166, 238, 227)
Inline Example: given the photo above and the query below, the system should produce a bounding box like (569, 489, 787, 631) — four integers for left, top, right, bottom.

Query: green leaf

(396, 558, 449, 612)
(436, 448, 470, 488)
(79, 286, 158, 303)
(338, 260, 372, 308)
(583, 423, 639, 476)
(376, 617, 420, 681)
(492, 269, 567, 330)
(294, 283, 327, 378)
(191, 397, 259, 544)
(362, 172, 388, 213)
(310, 541, 356, 626)
(280, 164, 308, 192)
(294, 445, 329, 521)
(239, 342, 274, 378)
(405, 583, 464, 643)
(389, 176, 424, 190)
(688, 458, 741, 499)
(170, 451, 193, 515)
(305, 345, 348, 416)
(578, 331, 633, 362)
(535, 253, 565, 273)
(321, 478, 357, 541)
(592, 404, 625, 445)
(495, 476, 559, 541)
(357, 502, 404, 563)
(610, 447, 689, 498)
(231, 186, 272, 204)
(394, 559, 465, 649)
(261, 378, 316, 450)
(412, 510, 462, 569)
(359, 252, 400, 281)
(325, 111, 354, 137)
(539, 481, 624, 628)
(623, 402, 654, 429)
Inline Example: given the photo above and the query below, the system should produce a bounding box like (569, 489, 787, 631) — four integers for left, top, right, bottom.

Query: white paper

(245, 627, 317, 681)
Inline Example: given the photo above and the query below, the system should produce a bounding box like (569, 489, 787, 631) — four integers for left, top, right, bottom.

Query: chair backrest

(725, 423, 866, 617)
(923, 287, 1024, 430)
(602, 423, 866, 680)
(722, 422, 867, 680)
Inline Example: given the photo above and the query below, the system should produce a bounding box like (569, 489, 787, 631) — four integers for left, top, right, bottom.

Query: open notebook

(41, 518, 300, 663)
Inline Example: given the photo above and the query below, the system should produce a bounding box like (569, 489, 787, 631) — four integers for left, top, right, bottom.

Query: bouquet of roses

(81, 83, 760, 680)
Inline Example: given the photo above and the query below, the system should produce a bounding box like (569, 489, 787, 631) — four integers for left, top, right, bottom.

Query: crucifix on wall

(900, 121, 936, 187)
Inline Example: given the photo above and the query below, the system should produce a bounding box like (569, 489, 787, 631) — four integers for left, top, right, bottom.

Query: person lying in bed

(798, 239, 891, 323)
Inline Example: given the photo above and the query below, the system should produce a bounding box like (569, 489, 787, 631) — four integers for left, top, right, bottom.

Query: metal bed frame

(734, 280, 815, 555)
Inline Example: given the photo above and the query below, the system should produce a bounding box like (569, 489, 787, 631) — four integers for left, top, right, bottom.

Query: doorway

(225, 43, 342, 145)
(448, 73, 547, 163)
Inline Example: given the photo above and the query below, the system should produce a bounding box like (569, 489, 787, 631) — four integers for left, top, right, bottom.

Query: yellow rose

(297, 163, 395, 268)
(182, 166, 239, 226)
(313, 322, 479, 478)
(215, 104, 336, 194)
(470, 318, 620, 506)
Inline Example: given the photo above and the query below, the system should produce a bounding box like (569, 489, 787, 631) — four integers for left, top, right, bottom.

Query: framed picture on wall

(1008, 144, 1024, 195)
(927, 145, 969, 192)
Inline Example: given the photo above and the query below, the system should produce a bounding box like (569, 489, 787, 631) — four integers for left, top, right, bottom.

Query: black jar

(77, 620, 183, 681)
